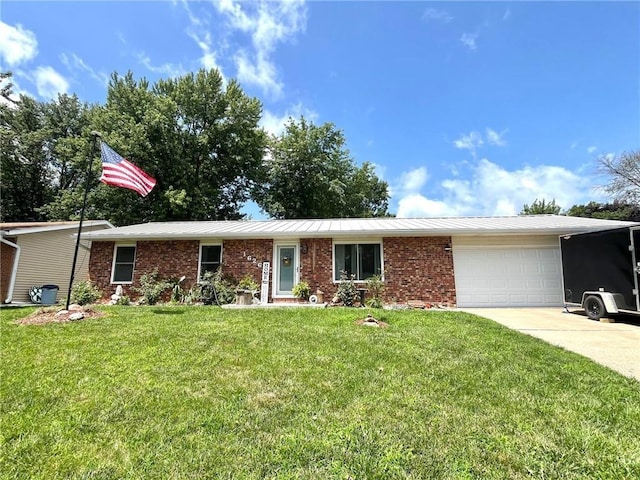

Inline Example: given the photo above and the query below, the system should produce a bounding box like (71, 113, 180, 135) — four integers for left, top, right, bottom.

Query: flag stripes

(99, 142, 156, 197)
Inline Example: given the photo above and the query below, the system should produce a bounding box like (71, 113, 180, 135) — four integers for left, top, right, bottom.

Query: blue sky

(1, 1, 639, 219)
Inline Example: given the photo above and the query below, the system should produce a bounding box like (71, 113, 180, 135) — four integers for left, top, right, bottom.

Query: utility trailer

(560, 226, 640, 320)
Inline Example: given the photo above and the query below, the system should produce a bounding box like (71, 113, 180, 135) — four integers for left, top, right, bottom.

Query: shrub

(365, 274, 385, 308)
(71, 280, 102, 306)
(116, 295, 131, 306)
(168, 276, 187, 303)
(237, 274, 259, 292)
(292, 281, 311, 300)
(199, 269, 235, 305)
(134, 269, 169, 305)
(335, 271, 360, 306)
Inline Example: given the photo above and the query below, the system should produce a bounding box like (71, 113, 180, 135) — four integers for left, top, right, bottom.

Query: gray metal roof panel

(81, 216, 639, 241)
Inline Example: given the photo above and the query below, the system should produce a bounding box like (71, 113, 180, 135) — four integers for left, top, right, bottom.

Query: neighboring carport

(463, 307, 640, 380)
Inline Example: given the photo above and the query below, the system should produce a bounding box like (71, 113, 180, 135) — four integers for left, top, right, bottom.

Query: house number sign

(243, 251, 263, 268)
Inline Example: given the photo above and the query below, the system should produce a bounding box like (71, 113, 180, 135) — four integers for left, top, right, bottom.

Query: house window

(334, 243, 382, 281)
(199, 244, 222, 279)
(111, 245, 136, 283)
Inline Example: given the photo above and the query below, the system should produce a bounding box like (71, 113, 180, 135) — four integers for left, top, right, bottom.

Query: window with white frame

(334, 243, 382, 281)
(199, 244, 222, 279)
(111, 245, 136, 283)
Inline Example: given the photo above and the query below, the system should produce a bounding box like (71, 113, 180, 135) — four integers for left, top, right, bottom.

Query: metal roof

(81, 215, 639, 241)
(1, 220, 114, 237)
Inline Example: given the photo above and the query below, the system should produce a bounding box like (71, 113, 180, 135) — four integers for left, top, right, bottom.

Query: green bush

(199, 269, 235, 305)
(292, 281, 311, 300)
(116, 295, 131, 306)
(237, 274, 259, 292)
(365, 274, 385, 308)
(70, 280, 102, 306)
(335, 271, 360, 306)
(134, 269, 169, 305)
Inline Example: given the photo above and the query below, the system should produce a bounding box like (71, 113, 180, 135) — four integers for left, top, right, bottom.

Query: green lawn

(1, 306, 639, 479)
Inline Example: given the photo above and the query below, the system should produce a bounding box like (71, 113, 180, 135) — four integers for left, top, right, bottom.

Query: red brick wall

(222, 239, 274, 296)
(89, 235, 457, 305)
(88, 241, 115, 296)
(89, 240, 200, 299)
(383, 236, 456, 306)
(299, 238, 336, 300)
(135, 240, 200, 288)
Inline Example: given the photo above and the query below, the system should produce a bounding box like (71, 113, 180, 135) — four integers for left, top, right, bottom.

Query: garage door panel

(454, 246, 562, 307)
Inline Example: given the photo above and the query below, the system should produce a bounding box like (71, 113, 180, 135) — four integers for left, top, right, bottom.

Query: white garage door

(453, 243, 563, 307)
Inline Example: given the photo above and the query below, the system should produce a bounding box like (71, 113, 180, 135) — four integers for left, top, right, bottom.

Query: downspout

(1, 237, 21, 304)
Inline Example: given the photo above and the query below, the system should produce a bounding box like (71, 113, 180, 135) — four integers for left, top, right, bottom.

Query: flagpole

(65, 131, 101, 310)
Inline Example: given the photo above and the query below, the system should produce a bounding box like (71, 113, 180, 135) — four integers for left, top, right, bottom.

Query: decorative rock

(55, 310, 69, 316)
(69, 312, 85, 321)
(68, 303, 83, 311)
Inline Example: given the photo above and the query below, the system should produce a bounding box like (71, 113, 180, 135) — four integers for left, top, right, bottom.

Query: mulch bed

(16, 306, 105, 326)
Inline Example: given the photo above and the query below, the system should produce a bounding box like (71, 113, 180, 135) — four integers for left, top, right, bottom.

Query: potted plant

(292, 280, 311, 302)
(235, 274, 259, 305)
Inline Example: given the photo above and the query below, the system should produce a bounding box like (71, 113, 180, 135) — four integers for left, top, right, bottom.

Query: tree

(257, 117, 390, 219)
(45, 69, 266, 225)
(599, 150, 640, 204)
(1, 94, 53, 221)
(566, 201, 640, 222)
(520, 198, 561, 215)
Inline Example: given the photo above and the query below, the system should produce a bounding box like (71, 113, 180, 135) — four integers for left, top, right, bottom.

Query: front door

(632, 227, 640, 311)
(275, 244, 298, 296)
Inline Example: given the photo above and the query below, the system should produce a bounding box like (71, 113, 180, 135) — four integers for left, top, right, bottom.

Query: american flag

(99, 141, 156, 197)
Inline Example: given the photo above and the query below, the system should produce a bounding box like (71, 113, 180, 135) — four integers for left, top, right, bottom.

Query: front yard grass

(1, 306, 639, 479)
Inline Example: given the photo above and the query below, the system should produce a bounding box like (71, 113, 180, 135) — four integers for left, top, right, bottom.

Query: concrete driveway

(461, 307, 640, 381)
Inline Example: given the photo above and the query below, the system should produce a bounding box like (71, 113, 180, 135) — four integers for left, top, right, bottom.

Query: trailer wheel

(584, 295, 605, 320)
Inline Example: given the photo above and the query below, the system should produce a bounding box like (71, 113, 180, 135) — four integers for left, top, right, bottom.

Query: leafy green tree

(1, 84, 98, 222)
(257, 117, 390, 219)
(46, 69, 266, 225)
(598, 150, 640, 204)
(520, 198, 561, 215)
(566, 201, 640, 222)
(1, 94, 52, 221)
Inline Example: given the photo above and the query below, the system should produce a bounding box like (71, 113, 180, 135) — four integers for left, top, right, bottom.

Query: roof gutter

(1, 237, 21, 304)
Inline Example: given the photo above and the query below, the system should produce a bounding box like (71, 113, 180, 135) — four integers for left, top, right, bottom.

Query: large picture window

(199, 244, 222, 279)
(334, 243, 382, 281)
(111, 245, 136, 283)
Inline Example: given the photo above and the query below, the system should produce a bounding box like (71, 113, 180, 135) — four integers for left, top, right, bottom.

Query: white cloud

(422, 8, 453, 23)
(33, 66, 69, 99)
(0, 22, 38, 66)
(136, 52, 187, 78)
(60, 53, 110, 87)
(395, 158, 606, 218)
(503, 9, 511, 21)
(453, 131, 483, 156)
(486, 128, 507, 146)
(397, 194, 461, 218)
(400, 167, 429, 192)
(587, 145, 597, 154)
(198, 0, 307, 97)
(260, 102, 318, 136)
(460, 33, 478, 50)
(234, 51, 282, 97)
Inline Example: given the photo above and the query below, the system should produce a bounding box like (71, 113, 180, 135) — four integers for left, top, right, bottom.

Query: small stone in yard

(69, 312, 85, 321)
(355, 314, 389, 328)
(55, 310, 69, 316)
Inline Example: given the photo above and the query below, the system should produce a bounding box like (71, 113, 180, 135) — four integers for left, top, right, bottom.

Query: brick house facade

(88, 235, 456, 305)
